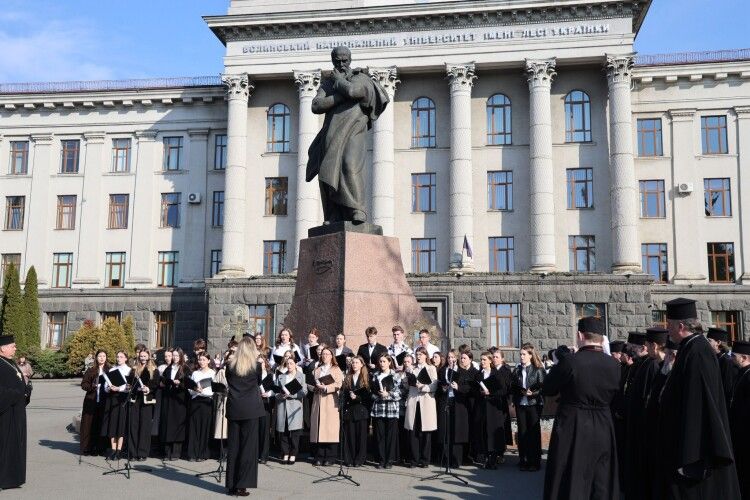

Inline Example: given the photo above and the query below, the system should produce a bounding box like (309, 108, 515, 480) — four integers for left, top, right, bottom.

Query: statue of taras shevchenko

(307, 46, 389, 224)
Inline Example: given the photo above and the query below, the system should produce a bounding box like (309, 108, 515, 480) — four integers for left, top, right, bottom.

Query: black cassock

(0, 356, 29, 489)
(643, 364, 669, 500)
(472, 366, 511, 455)
(730, 365, 750, 500)
(611, 362, 631, 487)
(542, 346, 621, 500)
(159, 367, 191, 445)
(657, 333, 740, 500)
(718, 352, 740, 411)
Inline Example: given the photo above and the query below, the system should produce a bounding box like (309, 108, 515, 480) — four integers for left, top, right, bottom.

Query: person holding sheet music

(128, 349, 160, 460)
(371, 354, 401, 469)
(397, 354, 415, 466)
(80, 350, 109, 456)
(405, 347, 438, 468)
(270, 328, 303, 369)
(342, 356, 371, 467)
(388, 325, 413, 372)
(101, 350, 132, 461)
(512, 343, 546, 471)
(186, 352, 215, 461)
(213, 347, 233, 442)
(310, 346, 344, 466)
(490, 348, 514, 464)
(473, 351, 510, 470)
(440, 349, 475, 469)
(257, 355, 274, 464)
(301, 328, 321, 370)
(160, 348, 191, 460)
(275, 357, 307, 465)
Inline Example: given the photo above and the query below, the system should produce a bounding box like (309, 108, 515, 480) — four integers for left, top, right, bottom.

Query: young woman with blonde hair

(129, 348, 160, 460)
(512, 343, 545, 471)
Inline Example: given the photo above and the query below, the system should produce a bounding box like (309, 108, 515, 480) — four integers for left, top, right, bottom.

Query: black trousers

(343, 418, 368, 466)
(516, 404, 542, 467)
(409, 404, 432, 464)
(315, 442, 337, 462)
(187, 398, 212, 460)
(374, 417, 399, 466)
(226, 418, 259, 490)
(128, 400, 154, 458)
(279, 428, 301, 456)
(398, 413, 409, 462)
(258, 414, 270, 461)
(163, 441, 182, 459)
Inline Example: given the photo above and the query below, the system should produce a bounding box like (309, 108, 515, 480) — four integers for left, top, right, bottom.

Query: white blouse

(189, 369, 216, 399)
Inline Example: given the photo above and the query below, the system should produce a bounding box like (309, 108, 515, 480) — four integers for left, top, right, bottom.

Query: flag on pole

(462, 235, 473, 259)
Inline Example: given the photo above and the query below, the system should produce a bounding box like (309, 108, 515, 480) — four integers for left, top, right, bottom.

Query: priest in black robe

(707, 327, 739, 412)
(729, 340, 750, 499)
(543, 317, 621, 500)
(658, 298, 740, 500)
(0, 334, 30, 491)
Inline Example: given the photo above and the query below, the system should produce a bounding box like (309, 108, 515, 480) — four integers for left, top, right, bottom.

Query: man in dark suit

(356, 326, 388, 371)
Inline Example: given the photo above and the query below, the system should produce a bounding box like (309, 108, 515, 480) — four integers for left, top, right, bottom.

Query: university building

(1, 0, 749, 356)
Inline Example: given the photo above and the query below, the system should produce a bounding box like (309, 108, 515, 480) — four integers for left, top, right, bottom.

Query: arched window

(266, 103, 291, 153)
(564, 90, 592, 143)
(486, 93, 512, 145)
(411, 97, 436, 148)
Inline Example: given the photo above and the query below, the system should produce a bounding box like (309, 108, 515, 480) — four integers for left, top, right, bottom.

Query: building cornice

(633, 60, 750, 85)
(204, 0, 648, 44)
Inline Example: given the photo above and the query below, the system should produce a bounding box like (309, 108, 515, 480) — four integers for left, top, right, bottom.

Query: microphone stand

(196, 386, 227, 483)
(313, 381, 359, 487)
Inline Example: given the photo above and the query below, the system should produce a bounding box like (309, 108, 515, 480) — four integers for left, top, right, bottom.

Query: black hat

(609, 340, 625, 353)
(733, 341, 750, 356)
(0, 334, 14, 346)
(665, 298, 697, 320)
(707, 327, 729, 343)
(627, 332, 646, 346)
(645, 327, 668, 345)
(578, 316, 605, 335)
(666, 337, 679, 351)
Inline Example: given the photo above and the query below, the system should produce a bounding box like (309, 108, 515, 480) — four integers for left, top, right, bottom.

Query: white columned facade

(606, 54, 641, 274)
(219, 73, 252, 276)
(292, 70, 321, 270)
(74, 132, 106, 284)
(128, 130, 158, 284)
(446, 63, 476, 270)
(735, 106, 750, 282)
(525, 59, 557, 273)
(368, 66, 399, 236)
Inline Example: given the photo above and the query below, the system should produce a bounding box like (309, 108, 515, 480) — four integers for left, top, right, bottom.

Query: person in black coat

(729, 340, 750, 500)
(473, 351, 511, 470)
(0, 334, 30, 491)
(356, 326, 388, 372)
(543, 317, 621, 500)
(437, 350, 474, 469)
(101, 351, 132, 461)
(342, 356, 371, 467)
(79, 350, 109, 456)
(511, 343, 545, 471)
(159, 348, 191, 460)
(707, 327, 740, 412)
(490, 349, 514, 464)
(128, 349, 160, 460)
(225, 337, 266, 497)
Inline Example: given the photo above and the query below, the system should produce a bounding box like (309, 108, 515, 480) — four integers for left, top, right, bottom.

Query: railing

(635, 48, 750, 67)
(0, 76, 223, 94)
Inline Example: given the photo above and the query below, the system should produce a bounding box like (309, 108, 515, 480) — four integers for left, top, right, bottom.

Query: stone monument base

(284, 226, 439, 346)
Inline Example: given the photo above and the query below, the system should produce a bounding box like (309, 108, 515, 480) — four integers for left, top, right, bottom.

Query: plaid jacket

(370, 371, 401, 419)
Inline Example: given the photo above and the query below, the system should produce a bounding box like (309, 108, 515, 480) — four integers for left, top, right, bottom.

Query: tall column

(606, 54, 641, 274)
(25, 134, 53, 285)
(293, 70, 321, 270)
(368, 66, 399, 236)
(446, 63, 477, 270)
(182, 128, 209, 282)
(219, 73, 252, 276)
(74, 132, 106, 284)
(734, 106, 750, 282)
(128, 130, 158, 284)
(525, 59, 557, 273)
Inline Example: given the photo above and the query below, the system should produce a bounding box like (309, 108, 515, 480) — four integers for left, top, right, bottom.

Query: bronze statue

(307, 46, 389, 224)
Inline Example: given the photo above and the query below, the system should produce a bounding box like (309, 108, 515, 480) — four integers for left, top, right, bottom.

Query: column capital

(525, 58, 557, 87)
(221, 73, 253, 100)
(368, 66, 400, 97)
(187, 128, 210, 139)
(605, 54, 635, 85)
(30, 133, 53, 145)
(135, 130, 159, 140)
(293, 70, 321, 98)
(446, 63, 476, 92)
(669, 108, 696, 121)
(83, 131, 106, 144)
(734, 106, 750, 117)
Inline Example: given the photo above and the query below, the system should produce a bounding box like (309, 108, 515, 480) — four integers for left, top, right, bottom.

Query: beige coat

(310, 365, 344, 443)
(404, 364, 439, 432)
(213, 368, 228, 439)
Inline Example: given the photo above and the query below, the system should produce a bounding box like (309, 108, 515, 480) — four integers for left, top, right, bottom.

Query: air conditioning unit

(677, 183, 693, 194)
(187, 193, 202, 204)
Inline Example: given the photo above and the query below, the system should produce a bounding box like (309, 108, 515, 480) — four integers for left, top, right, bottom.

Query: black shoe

(384, 463, 393, 469)
(105, 450, 115, 461)
(406, 462, 414, 468)
(418, 462, 428, 468)
(323, 460, 332, 466)
(314, 460, 323, 466)
(289, 458, 296, 465)
(259, 459, 267, 465)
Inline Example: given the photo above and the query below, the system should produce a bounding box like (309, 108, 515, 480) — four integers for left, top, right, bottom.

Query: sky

(0, 0, 748, 84)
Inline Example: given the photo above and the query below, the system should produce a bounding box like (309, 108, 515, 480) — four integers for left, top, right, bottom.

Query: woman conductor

(225, 337, 265, 497)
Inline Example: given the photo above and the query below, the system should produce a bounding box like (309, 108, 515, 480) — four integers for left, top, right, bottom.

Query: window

(108, 194, 129, 229)
(411, 97, 436, 148)
(564, 90, 592, 142)
(266, 104, 291, 153)
(566, 168, 594, 209)
(637, 118, 663, 157)
(105, 252, 126, 288)
(263, 241, 286, 275)
(46, 312, 67, 349)
(704, 178, 731, 217)
(248, 305, 274, 346)
(487, 171, 513, 211)
(5, 196, 25, 230)
(711, 311, 741, 343)
(162, 137, 183, 171)
(10, 141, 29, 175)
(489, 303, 520, 348)
(52, 253, 73, 288)
(100, 311, 121, 324)
(160, 193, 181, 228)
(212, 191, 224, 227)
(489, 237, 514, 272)
(157, 251, 179, 287)
(707, 242, 735, 283)
(60, 139, 80, 173)
(154, 312, 175, 349)
(701, 116, 728, 154)
(411, 173, 436, 212)
(642, 243, 668, 283)
(210, 249, 222, 276)
(214, 134, 227, 170)
(486, 94, 512, 145)
(569, 235, 595, 272)
(111, 138, 131, 173)
(575, 303, 606, 323)
(56, 195, 76, 230)
(639, 180, 666, 218)
(411, 238, 436, 273)
(264, 177, 288, 216)
(1, 254, 21, 282)
(652, 310, 667, 328)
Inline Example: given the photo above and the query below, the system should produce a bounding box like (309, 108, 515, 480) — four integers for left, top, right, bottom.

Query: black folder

(106, 368, 127, 387)
(293, 350, 301, 363)
(211, 382, 227, 394)
(184, 377, 198, 391)
(318, 374, 335, 386)
(406, 372, 418, 387)
(353, 386, 370, 399)
(395, 351, 408, 366)
(417, 368, 432, 385)
(261, 374, 278, 393)
(199, 377, 213, 389)
(309, 347, 320, 362)
(284, 378, 303, 395)
(305, 372, 317, 386)
(480, 374, 499, 393)
(273, 354, 284, 366)
(335, 354, 349, 369)
(378, 374, 395, 392)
